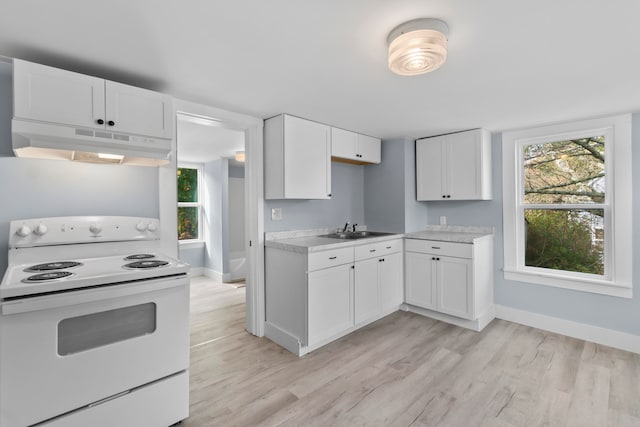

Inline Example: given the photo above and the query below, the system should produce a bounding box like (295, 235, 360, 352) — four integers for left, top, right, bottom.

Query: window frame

(502, 114, 632, 298)
(177, 162, 204, 248)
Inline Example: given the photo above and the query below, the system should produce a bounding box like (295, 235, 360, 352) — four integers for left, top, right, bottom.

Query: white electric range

(0, 216, 190, 427)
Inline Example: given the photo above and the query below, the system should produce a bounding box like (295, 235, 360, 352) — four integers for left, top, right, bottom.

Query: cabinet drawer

(405, 239, 472, 259)
(308, 247, 354, 272)
(355, 239, 402, 261)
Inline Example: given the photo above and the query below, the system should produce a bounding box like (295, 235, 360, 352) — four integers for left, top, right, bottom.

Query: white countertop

(265, 225, 493, 253)
(265, 233, 403, 254)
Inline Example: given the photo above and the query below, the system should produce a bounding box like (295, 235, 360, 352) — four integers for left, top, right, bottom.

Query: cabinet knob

(432, 257, 435, 260)
(436, 257, 440, 261)
(107, 120, 115, 126)
(96, 119, 104, 125)
(442, 195, 446, 198)
(447, 195, 451, 198)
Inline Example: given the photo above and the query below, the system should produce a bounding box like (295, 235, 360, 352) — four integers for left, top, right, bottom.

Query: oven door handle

(1, 275, 189, 315)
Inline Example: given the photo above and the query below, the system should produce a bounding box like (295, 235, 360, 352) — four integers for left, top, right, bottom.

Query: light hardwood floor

(184, 276, 640, 427)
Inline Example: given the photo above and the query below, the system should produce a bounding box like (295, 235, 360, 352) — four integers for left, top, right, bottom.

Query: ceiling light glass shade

(235, 151, 245, 162)
(387, 18, 449, 76)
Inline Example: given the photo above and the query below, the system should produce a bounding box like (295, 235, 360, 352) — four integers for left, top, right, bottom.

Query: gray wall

(203, 158, 229, 274)
(0, 61, 159, 276)
(427, 125, 640, 336)
(179, 246, 204, 268)
(264, 162, 365, 232)
(364, 137, 429, 233)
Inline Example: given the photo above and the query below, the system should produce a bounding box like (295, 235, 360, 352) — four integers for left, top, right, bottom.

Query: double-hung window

(502, 114, 632, 297)
(177, 163, 204, 245)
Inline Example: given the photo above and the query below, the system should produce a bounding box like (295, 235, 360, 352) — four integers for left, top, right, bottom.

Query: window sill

(179, 240, 205, 250)
(503, 268, 632, 298)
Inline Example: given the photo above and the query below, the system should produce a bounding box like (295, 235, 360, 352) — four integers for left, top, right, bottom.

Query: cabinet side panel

(480, 129, 493, 199)
(472, 236, 494, 317)
(264, 115, 284, 199)
(265, 248, 306, 342)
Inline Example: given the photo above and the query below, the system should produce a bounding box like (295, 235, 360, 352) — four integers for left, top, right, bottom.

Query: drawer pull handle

(329, 256, 337, 260)
(431, 246, 441, 249)
(385, 246, 392, 249)
(369, 249, 376, 252)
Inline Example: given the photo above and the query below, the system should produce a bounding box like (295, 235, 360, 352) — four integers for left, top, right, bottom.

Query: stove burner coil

(24, 261, 83, 272)
(124, 254, 156, 260)
(124, 260, 169, 269)
(22, 271, 74, 283)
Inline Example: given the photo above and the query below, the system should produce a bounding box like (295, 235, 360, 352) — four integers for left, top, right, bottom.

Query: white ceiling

(177, 116, 245, 164)
(1, 1, 639, 139)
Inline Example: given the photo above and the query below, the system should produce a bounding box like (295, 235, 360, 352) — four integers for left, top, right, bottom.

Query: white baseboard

(495, 304, 640, 354)
(189, 267, 204, 277)
(403, 304, 495, 332)
(203, 268, 223, 282)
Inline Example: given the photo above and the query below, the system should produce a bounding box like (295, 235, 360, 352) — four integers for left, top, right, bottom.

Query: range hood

(12, 119, 172, 166)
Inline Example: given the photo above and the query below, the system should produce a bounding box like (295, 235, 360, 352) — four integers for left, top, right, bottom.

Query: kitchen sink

(319, 231, 395, 240)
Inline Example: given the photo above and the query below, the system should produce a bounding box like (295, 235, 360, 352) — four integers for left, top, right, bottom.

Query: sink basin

(319, 231, 395, 240)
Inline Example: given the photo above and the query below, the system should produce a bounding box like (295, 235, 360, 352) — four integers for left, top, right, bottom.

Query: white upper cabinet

(14, 59, 105, 130)
(13, 59, 172, 139)
(104, 81, 172, 139)
(265, 114, 331, 200)
(416, 128, 492, 200)
(331, 127, 381, 164)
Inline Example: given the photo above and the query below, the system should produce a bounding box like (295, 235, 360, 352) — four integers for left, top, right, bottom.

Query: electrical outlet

(439, 216, 447, 225)
(271, 208, 283, 221)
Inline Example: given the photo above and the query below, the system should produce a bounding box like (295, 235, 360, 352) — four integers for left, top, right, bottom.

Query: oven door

(0, 275, 189, 427)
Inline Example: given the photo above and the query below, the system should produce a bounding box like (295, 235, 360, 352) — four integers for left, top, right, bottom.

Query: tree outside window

(177, 166, 202, 241)
(523, 137, 605, 275)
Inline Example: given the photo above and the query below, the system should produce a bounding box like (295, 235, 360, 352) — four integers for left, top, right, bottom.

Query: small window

(502, 114, 632, 297)
(177, 164, 203, 242)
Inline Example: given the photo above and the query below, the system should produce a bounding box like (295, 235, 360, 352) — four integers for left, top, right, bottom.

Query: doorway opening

(176, 114, 247, 285)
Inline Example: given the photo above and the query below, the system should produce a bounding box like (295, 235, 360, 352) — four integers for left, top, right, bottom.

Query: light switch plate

(271, 208, 283, 221)
(439, 216, 447, 225)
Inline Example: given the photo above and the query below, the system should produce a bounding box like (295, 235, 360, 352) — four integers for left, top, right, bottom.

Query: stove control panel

(9, 216, 161, 248)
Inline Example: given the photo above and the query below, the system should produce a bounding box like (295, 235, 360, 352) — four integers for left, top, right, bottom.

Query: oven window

(58, 303, 157, 356)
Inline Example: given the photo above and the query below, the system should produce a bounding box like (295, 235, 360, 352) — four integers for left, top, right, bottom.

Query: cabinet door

(416, 136, 445, 201)
(13, 59, 105, 129)
(105, 81, 173, 139)
(357, 134, 381, 164)
(437, 256, 473, 319)
(284, 115, 331, 199)
(354, 258, 379, 324)
(308, 264, 353, 345)
(331, 127, 357, 160)
(446, 131, 483, 200)
(405, 252, 436, 309)
(379, 252, 403, 311)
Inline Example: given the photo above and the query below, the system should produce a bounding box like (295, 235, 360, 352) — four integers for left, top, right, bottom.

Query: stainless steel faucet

(343, 222, 350, 233)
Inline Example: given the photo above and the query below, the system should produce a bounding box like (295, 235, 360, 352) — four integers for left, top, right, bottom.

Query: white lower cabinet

(265, 238, 403, 356)
(404, 236, 493, 330)
(354, 257, 379, 324)
(308, 263, 354, 345)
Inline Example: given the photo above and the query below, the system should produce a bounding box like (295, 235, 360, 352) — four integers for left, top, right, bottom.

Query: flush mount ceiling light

(387, 18, 449, 76)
